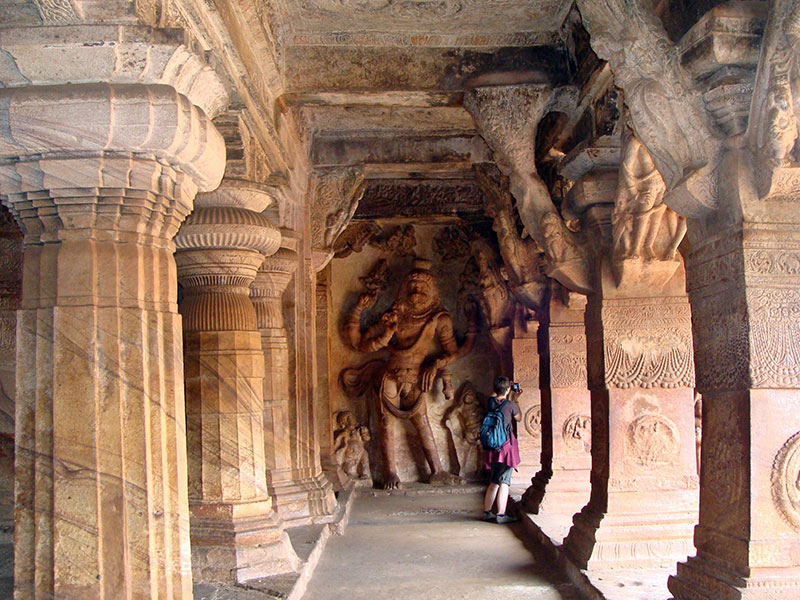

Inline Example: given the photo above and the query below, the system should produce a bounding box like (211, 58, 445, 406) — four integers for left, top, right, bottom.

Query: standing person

(482, 376, 522, 523)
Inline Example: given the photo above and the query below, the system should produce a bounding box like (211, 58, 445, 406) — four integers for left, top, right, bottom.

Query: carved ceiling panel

(272, 0, 573, 47)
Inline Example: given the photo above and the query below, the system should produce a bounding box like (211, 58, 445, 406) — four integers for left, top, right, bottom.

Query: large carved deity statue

(342, 259, 477, 489)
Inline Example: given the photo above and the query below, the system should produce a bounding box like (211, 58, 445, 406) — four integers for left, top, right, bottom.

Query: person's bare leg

(484, 483, 499, 512)
(496, 483, 510, 515)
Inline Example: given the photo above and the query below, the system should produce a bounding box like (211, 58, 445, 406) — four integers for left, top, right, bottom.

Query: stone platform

(510, 497, 675, 600)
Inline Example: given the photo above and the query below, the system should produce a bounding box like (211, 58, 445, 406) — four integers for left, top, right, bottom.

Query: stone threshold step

(357, 482, 486, 498)
(509, 497, 675, 600)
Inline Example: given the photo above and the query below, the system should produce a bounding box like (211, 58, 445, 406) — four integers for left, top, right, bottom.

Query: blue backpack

(480, 398, 510, 450)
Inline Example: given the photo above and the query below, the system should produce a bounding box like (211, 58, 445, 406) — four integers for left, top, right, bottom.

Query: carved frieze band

(551, 354, 587, 389)
(689, 230, 800, 389)
(687, 228, 800, 294)
(594, 298, 695, 389)
(748, 288, 800, 387)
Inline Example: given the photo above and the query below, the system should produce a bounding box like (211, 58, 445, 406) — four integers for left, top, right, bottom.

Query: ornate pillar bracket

(0, 53, 226, 596)
(309, 167, 366, 272)
(466, 87, 591, 295)
(574, 0, 721, 217)
(175, 181, 300, 583)
(473, 164, 550, 311)
(747, 0, 800, 200)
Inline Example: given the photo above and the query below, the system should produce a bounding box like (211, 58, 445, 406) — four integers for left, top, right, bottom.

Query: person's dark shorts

(489, 462, 513, 485)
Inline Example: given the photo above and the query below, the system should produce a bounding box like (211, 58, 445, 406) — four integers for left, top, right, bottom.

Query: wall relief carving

(359, 259, 389, 292)
(772, 430, 800, 531)
(371, 225, 417, 256)
(443, 381, 484, 478)
(627, 413, 680, 467)
(433, 226, 471, 261)
(332, 410, 372, 484)
(334, 222, 381, 258)
(563, 413, 591, 453)
(551, 353, 588, 389)
(341, 258, 477, 489)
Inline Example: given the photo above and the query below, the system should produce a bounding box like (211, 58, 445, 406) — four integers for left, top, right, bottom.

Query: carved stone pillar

(563, 260, 698, 569)
(175, 183, 299, 582)
(512, 322, 543, 483)
(668, 218, 800, 596)
(315, 266, 339, 488)
(289, 242, 337, 521)
(0, 82, 225, 598)
(250, 244, 317, 522)
(0, 207, 22, 542)
(523, 289, 591, 517)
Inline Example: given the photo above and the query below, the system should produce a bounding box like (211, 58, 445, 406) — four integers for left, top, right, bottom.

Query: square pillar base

(190, 500, 299, 584)
(669, 554, 800, 600)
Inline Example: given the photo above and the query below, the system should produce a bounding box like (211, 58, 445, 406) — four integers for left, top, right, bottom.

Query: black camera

(511, 382, 521, 392)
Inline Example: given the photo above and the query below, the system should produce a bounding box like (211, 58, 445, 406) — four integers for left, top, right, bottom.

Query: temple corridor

(303, 489, 580, 600)
(3, 1, 800, 599)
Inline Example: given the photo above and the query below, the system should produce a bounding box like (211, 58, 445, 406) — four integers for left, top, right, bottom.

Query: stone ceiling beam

(279, 91, 465, 108)
(177, 0, 293, 177)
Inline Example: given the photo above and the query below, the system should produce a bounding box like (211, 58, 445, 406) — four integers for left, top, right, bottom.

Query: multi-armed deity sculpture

(341, 258, 477, 489)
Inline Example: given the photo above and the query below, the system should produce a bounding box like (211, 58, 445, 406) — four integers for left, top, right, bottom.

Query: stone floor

(303, 488, 582, 599)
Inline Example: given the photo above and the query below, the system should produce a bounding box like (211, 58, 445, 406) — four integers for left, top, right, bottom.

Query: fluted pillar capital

(195, 178, 280, 212)
(175, 204, 281, 333)
(0, 25, 228, 119)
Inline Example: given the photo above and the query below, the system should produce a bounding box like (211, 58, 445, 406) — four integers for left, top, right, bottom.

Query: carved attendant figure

(343, 259, 476, 489)
(612, 123, 687, 261)
(332, 410, 371, 481)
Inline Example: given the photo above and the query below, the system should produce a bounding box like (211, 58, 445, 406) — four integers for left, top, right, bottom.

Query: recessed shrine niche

(327, 182, 542, 488)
